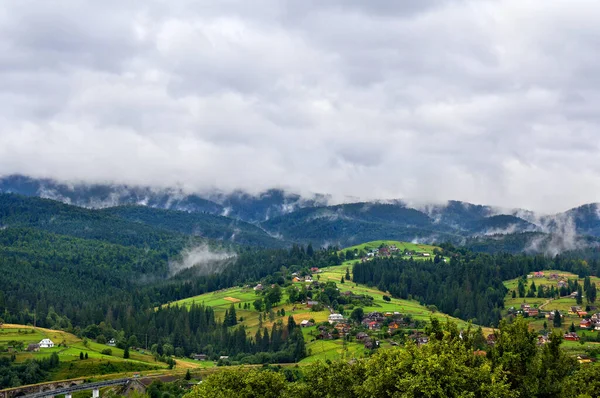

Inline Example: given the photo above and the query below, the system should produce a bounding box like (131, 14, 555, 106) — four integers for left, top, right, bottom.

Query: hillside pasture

(0, 324, 164, 381)
(339, 240, 439, 260)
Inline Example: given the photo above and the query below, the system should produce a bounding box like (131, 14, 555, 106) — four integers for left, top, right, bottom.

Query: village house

(306, 300, 319, 308)
(537, 335, 549, 345)
(409, 332, 429, 346)
(219, 356, 229, 360)
(310, 267, 320, 273)
(300, 320, 314, 327)
(387, 322, 400, 334)
(368, 321, 381, 331)
(107, 338, 116, 346)
(305, 276, 313, 283)
(580, 319, 592, 329)
(577, 355, 593, 364)
(557, 281, 568, 289)
(526, 308, 539, 317)
(39, 338, 54, 348)
(486, 334, 497, 346)
(253, 283, 264, 291)
(569, 306, 582, 315)
(334, 323, 350, 336)
(546, 311, 561, 320)
(356, 332, 369, 341)
(292, 276, 302, 282)
(421, 252, 431, 257)
(193, 354, 208, 361)
(534, 271, 545, 278)
(563, 332, 580, 341)
(328, 313, 345, 324)
(27, 343, 40, 352)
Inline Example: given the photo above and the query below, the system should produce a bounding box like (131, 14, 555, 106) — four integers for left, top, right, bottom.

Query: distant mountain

(206, 189, 329, 221)
(260, 202, 462, 246)
(0, 175, 224, 213)
(0, 193, 284, 248)
(3, 174, 600, 253)
(557, 203, 600, 236)
(417, 200, 496, 229)
(100, 205, 285, 248)
(0, 175, 327, 223)
(466, 214, 539, 235)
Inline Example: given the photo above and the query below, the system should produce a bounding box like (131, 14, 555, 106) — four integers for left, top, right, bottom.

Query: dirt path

(539, 298, 554, 310)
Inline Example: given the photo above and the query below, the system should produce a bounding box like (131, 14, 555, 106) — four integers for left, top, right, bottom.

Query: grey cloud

(1, 0, 600, 212)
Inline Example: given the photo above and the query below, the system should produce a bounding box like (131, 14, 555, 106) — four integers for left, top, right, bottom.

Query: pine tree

(124, 346, 130, 359)
(185, 369, 191, 380)
(226, 303, 237, 326)
(307, 243, 314, 257)
(79, 351, 84, 360)
(345, 268, 351, 281)
(553, 311, 562, 328)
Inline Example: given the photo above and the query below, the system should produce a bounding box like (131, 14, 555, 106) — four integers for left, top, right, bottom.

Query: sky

(1, 0, 599, 213)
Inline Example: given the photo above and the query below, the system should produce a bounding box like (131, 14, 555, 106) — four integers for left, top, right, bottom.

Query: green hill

(165, 250, 475, 364)
(0, 324, 166, 383)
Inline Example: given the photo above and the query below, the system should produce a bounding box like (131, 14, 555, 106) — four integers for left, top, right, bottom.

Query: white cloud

(1, 0, 600, 212)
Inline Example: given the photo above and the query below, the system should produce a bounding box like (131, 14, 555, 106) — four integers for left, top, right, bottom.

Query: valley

(1, 193, 600, 397)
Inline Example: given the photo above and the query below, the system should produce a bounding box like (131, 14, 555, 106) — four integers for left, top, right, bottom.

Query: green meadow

(0, 324, 169, 380)
(339, 240, 439, 259)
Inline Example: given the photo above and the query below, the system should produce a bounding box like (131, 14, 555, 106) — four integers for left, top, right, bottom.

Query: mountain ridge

(2, 174, 600, 253)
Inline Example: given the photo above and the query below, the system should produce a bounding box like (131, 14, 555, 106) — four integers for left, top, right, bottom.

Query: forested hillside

(5, 174, 600, 252)
(353, 245, 600, 326)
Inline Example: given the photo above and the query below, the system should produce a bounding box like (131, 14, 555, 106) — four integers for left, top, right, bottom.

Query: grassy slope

(339, 240, 439, 257)
(166, 241, 480, 364)
(0, 324, 173, 381)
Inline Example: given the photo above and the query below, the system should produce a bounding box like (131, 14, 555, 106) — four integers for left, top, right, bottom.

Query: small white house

(39, 338, 54, 348)
(328, 314, 345, 324)
(107, 338, 116, 347)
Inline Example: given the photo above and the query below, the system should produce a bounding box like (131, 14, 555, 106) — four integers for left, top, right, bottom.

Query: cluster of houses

(529, 272, 574, 291)
(299, 310, 424, 349)
(362, 245, 432, 261)
(579, 313, 600, 331)
(519, 304, 539, 317)
(514, 303, 600, 330)
(191, 354, 229, 361)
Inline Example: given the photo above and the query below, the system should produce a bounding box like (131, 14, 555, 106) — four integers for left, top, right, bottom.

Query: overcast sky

(1, 0, 599, 213)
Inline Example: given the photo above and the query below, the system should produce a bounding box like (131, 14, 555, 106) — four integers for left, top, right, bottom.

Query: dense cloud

(1, 0, 600, 213)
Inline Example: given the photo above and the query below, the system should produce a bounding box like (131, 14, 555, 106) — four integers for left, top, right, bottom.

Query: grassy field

(0, 324, 180, 381)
